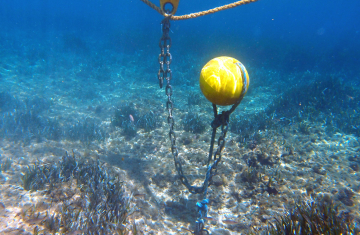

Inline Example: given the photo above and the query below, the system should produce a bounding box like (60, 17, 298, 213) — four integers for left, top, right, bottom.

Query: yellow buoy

(199, 56, 249, 106)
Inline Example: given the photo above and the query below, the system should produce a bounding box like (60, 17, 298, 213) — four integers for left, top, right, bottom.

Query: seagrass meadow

(1, 0, 360, 234)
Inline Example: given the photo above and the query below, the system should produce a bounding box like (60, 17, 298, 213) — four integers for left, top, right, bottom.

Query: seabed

(0, 46, 359, 234)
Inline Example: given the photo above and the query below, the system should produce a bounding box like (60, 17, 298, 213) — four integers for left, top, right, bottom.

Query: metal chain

(158, 16, 242, 234)
(193, 105, 231, 234)
(158, 16, 172, 88)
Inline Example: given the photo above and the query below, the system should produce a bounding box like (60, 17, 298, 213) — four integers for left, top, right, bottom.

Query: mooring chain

(194, 108, 230, 234)
(158, 17, 190, 192)
(158, 18, 182, 188)
(158, 17, 197, 194)
(156, 4, 249, 233)
(158, 16, 172, 88)
(158, 14, 237, 235)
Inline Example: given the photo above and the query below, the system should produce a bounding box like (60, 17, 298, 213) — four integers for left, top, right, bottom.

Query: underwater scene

(0, 0, 360, 234)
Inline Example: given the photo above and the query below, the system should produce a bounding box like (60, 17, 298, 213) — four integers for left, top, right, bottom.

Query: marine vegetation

(182, 111, 206, 134)
(111, 104, 138, 127)
(265, 74, 360, 136)
(0, 93, 106, 144)
(230, 112, 273, 141)
(0, 91, 24, 112)
(136, 110, 160, 132)
(348, 155, 360, 172)
(187, 90, 203, 106)
(240, 166, 262, 184)
(22, 161, 58, 191)
(112, 104, 160, 138)
(21, 151, 133, 234)
(112, 104, 139, 138)
(0, 157, 12, 172)
(122, 121, 137, 139)
(265, 196, 357, 235)
(66, 117, 106, 143)
(231, 73, 360, 139)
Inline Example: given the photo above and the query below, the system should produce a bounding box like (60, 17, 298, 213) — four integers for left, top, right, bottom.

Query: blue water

(1, 0, 360, 234)
(1, 0, 359, 74)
